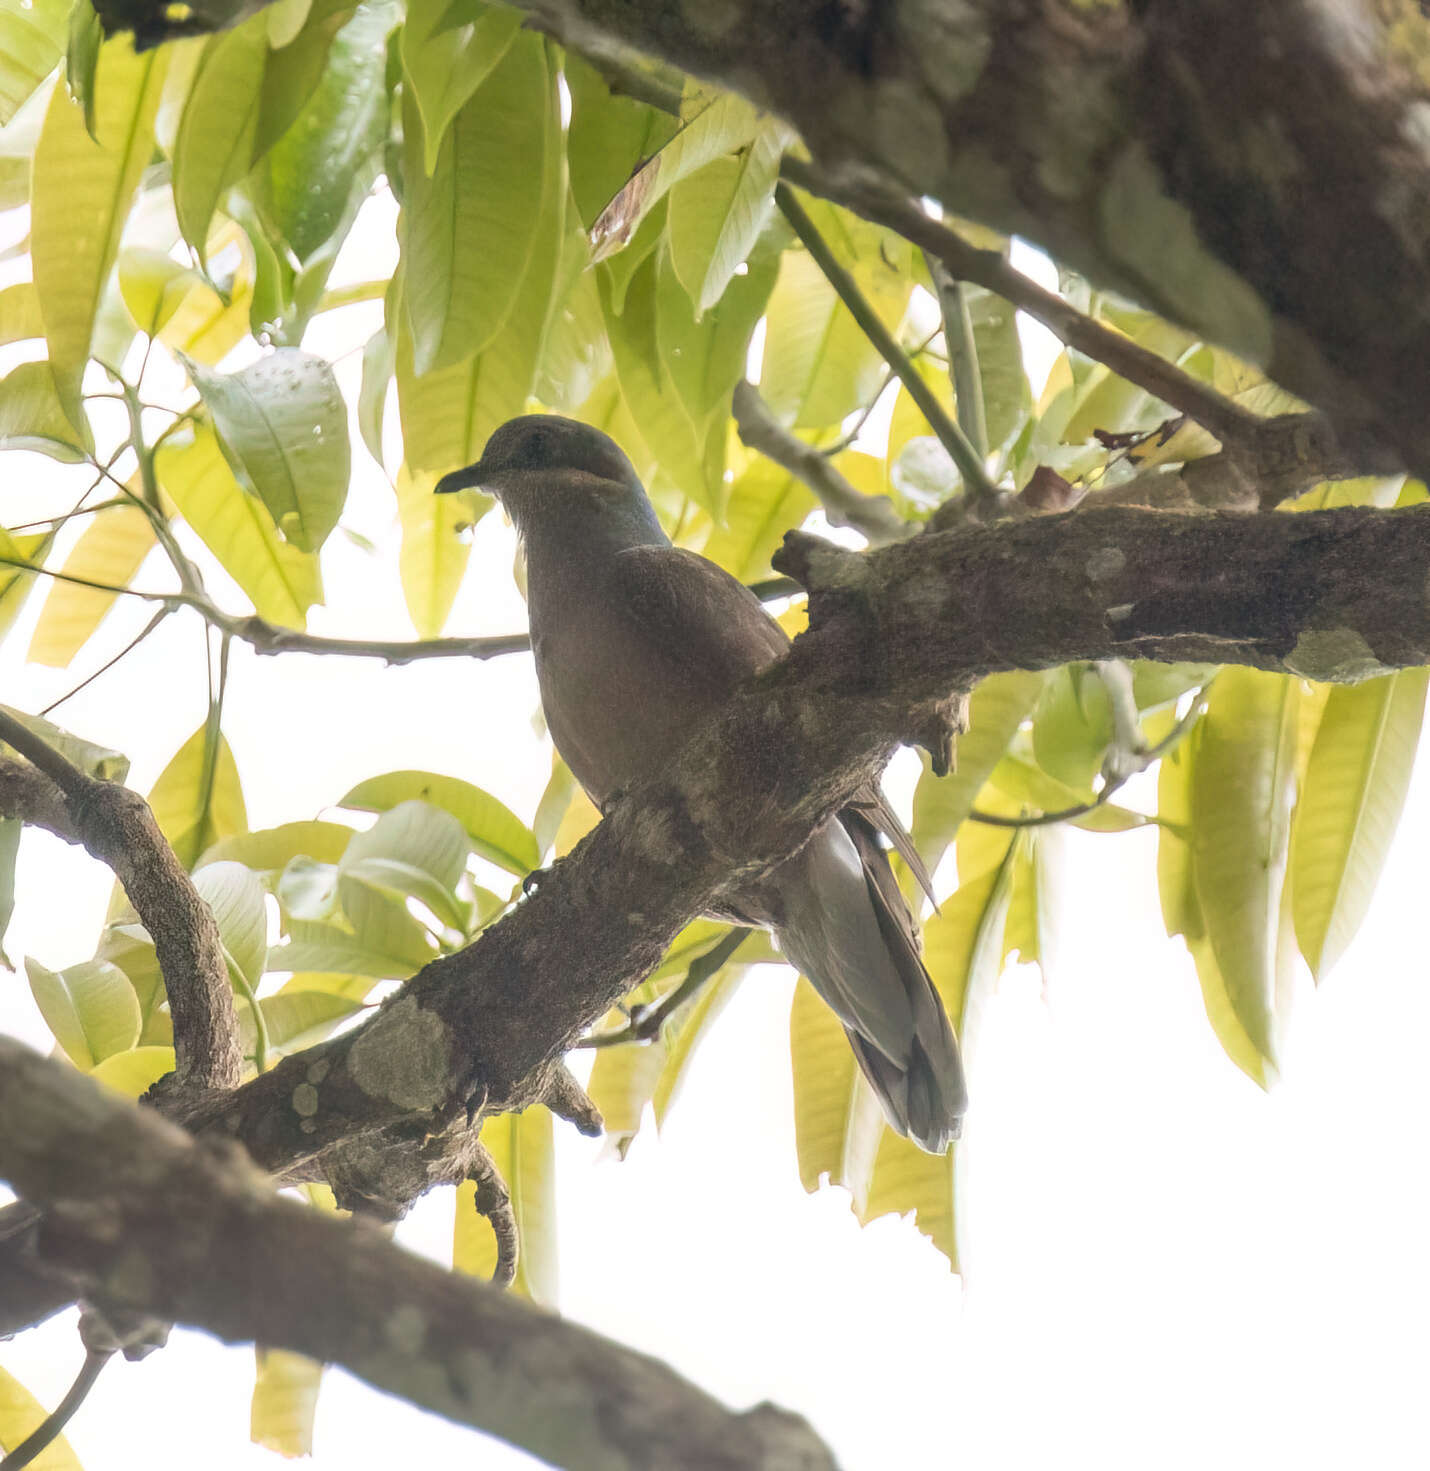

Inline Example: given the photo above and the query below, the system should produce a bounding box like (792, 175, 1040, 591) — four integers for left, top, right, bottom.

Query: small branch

(0, 1040, 840, 1471)
(0, 728, 240, 1092)
(467, 1144, 518, 1291)
(580, 928, 750, 1048)
(783, 158, 1263, 449)
(732, 381, 908, 546)
(39, 608, 171, 718)
(774, 182, 1005, 514)
(537, 1061, 604, 1136)
(924, 254, 989, 462)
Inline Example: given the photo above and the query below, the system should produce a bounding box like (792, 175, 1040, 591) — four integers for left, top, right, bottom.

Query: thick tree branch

(0, 736, 240, 1092)
(0, 1040, 839, 1471)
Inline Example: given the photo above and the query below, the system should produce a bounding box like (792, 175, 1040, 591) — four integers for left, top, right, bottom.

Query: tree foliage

(0, 2, 1427, 1465)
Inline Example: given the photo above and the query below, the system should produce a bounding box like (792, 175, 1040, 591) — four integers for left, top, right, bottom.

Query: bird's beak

(434, 459, 493, 496)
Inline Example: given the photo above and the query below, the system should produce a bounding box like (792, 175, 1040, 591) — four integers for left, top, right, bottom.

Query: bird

(436, 415, 966, 1151)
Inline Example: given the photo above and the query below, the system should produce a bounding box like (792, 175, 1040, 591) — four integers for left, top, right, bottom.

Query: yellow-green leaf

(159, 423, 322, 626)
(26, 956, 141, 1068)
(0, 529, 44, 639)
(911, 670, 1045, 873)
(89, 1043, 175, 1097)
(0, 1363, 81, 1469)
(455, 1105, 557, 1305)
(27, 504, 157, 668)
(400, 0, 521, 173)
(32, 35, 167, 419)
(147, 722, 248, 870)
(339, 769, 538, 875)
(172, 17, 268, 259)
(1292, 669, 1428, 979)
(251, 1349, 324, 1458)
(402, 32, 555, 374)
(1187, 669, 1299, 1080)
(702, 458, 816, 582)
(396, 462, 471, 637)
(0, 360, 91, 460)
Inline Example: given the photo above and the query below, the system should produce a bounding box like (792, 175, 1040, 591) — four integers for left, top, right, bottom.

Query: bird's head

(434, 415, 660, 541)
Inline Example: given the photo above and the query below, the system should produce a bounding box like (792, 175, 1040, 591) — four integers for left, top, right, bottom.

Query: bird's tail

(772, 817, 966, 1154)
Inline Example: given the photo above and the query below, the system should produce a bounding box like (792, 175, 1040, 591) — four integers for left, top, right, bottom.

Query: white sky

(2, 207, 1429, 1471)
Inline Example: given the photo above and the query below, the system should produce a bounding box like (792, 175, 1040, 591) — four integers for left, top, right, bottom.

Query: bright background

(2, 212, 1429, 1470)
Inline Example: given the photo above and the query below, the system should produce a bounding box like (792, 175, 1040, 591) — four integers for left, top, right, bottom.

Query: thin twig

(467, 1143, 518, 1290)
(579, 928, 750, 1048)
(924, 252, 990, 461)
(783, 158, 1262, 447)
(732, 380, 909, 545)
(775, 182, 1004, 513)
(39, 608, 171, 717)
(969, 686, 1208, 830)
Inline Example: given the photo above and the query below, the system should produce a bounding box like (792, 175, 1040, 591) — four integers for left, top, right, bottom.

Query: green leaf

(401, 31, 556, 374)
(966, 282, 1032, 455)
(118, 249, 207, 337)
(760, 200, 911, 430)
(395, 462, 473, 637)
(193, 861, 269, 992)
(32, 34, 167, 418)
(27, 503, 156, 668)
(455, 1106, 557, 1305)
(1003, 826, 1063, 973)
(911, 670, 1045, 873)
(0, 529, 45, 639)
(252, 0, 394, 262)
(702, 458, 815, 583)
(666, 119, 789, 314)
(252, 1349, 324, 1459)
(564, 53, 677, 230)
(339, 798, 468, 928)
(147, 722, 248, 871)
(0, 1362, 82, 1469)
(157, 422, 323, 625)
(26, 955, 141, 1068)
(1031, 664, 1111, 795)
(252, 0, 354, 159)
(0, 360, 91, 460)
(270, 917, 422, 980)
(0, 282, 44, 346)
(400, 0, 521, 173)
(201, 820, 354, 872)
(589, 88, 764, 262)
(254, 987, 363, 1051)
(1172, 669, 1299, 1083)
(357, 319, 394, 468)
(0, 705, 128, 781)
(1291, 669, 1428, 979)
(65, 0, 100, 136)
(340, 770, 538, 875)
(187, 349, 350, 553)
(172, 17, 269, 260)
(531, 757, 575, 861)
(276, 857, 339, 921)
(865, 1127, 957, 1271)
(0, 0, 66, 127)
(650, 965, 743, 1126)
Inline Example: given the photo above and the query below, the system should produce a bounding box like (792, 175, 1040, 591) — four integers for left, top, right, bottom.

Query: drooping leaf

(590, 88, 764, 262)
(186, 349, 351, 553)
(157, 422, 323, 626)
(0, 529, 44, 639)
(702, 458, 816, 582)
(666, 119, 790, 314)
(455, 1106, 557, 1305)
(172, 16, 269, 259)
(401, 31, 556, 374)
(254, 987, 365, 1052)
(27, 504, 157, 668)
(1291, 669, 1428, 980)
(251, 1349, 324, 1459)
(201, 820, 354, 872)
(31, 34, 167, 418)
(193, 861, 269, 994)
(395, 462, 473, 637)
(400, 0, 521, 173)
(0, 0, 66, 127)
(0, 817, 18, 966)
(0, 282, 43, 345)
(339, 798, 469, 929)
(1031, 664, 1111, 795)
(0, 360, 91, 461)
(26, 955, 142, 1068)
(252, 0, 395, 262)
(269, 917, 422, 980)
(339, 770, 538, 875)
(147, 723, 248, 871)
(0, 705, 128, 781)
